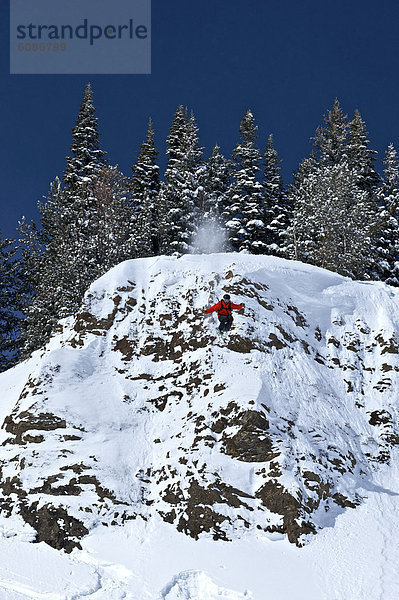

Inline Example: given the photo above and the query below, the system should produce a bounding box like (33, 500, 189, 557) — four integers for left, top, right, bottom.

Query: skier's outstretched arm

(231, 302, 245, 311)
(203, 301, 221, 315)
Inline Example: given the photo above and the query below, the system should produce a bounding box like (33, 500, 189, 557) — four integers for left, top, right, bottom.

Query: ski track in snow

(0, 542, 133, 600)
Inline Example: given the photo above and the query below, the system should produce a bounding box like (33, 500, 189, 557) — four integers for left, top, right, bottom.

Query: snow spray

(190, 219, 229, 254)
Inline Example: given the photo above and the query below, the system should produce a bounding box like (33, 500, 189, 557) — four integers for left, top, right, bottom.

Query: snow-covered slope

(0, 253, 398, 598)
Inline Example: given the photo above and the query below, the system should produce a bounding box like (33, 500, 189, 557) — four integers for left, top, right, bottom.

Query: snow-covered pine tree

(263, 134, 288, 256)
(313, 99, 349, 166)
(186, 110, 206, 189)
(64, 83, 106, 188)
(130, 118, 161, 256)
(345, 110, 380, 279)
(20, 165, 134, 359)
(284, 153, 317, 258)
(183, 111, 207, 245)
(289, 100, 379, 279)
(17, 215, 52, 358)
(204, 145, 231, 221)
(92, 164, 136, 268)
(19, 177, 85, 358)
(206, 144, 231, 218)
(374, 144, 399, 285)
(347, 109, 379, 193)
(0, 233, 22, 369)
(289, 162, 373, 278)
(159, 105, 189, 254)
(19, 84, 136, 357)
(224, 110, 265, 253)
(54, 82, 109, 314)
(156, 182, 172, 254)
(292, 152, 318, 186)
(160, 107, 205, 254)
(189, 145, 231, 254)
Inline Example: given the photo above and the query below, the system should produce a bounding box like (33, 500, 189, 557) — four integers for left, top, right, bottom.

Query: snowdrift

(0, 253, 398, 559)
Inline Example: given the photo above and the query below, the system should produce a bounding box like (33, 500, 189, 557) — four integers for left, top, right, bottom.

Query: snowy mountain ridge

(0, 252, 398, 568)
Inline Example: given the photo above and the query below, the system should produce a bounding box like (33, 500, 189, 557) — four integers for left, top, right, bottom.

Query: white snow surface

(0, 252, 398, 599)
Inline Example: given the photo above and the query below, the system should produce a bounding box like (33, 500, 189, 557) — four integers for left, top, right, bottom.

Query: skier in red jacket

(203, 294, 245, 333)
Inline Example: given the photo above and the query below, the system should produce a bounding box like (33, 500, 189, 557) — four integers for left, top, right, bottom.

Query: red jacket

(205, 300, 244, 317)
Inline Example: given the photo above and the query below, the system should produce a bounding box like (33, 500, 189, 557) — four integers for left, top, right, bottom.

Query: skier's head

(223, 294, 230, 301)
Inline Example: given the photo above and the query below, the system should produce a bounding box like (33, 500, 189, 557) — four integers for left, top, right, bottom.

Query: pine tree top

(313, 99, 349, 166)
(131, 118, 160, 200)
(348, 109, 376, 154)
(64, 83, 107, 188)
(264, 134, 280, 163)
(292, 152, 317, 186)
(132, 117, 159, 169)
(382, 143, 399, 196)
(347, 109, 379, 191)
(232, 109, 262, 174)
(263, 134, 283, 197)
(236, 109, 258, 146)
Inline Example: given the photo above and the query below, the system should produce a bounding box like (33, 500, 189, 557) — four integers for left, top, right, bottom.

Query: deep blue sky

(2, 0, 399, 238)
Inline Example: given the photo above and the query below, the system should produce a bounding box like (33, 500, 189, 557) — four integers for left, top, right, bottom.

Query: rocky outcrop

(0, 254, 398, 551)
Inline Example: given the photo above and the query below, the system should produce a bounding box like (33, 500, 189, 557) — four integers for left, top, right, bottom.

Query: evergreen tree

(159, 105, 189, 254)
(130, 118, 161, 256)
(17, 216, 51, 358)
(0, 233, 22, 369)
(288, 162, 373, 278)
(92, 164, 136, 268)
(345, 110, 380, 281)
(54, 82, 109, 311)
(289, 100, 380, 280)
(188, 145, 231, 254)
(203, 144, 230, 220)
(38, 82, 110, 318)
(20, 165, 134, 358)
(156, 182, 172, 254)
(284, 154, 317, 259)
(224, 110, 265, 253)
(313, 99, 348, 166)
(347, 109, 379, 193)
(186, 111, 207, 224)
(19, 84, 137, 356)
(160, 107, 204, 254)
(19, 180, 81, 356)
(263, 134, 288, 256)
(64, 83, 106, 188)
(292, 152, 318, 185)
(374, 144, 399, 285)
